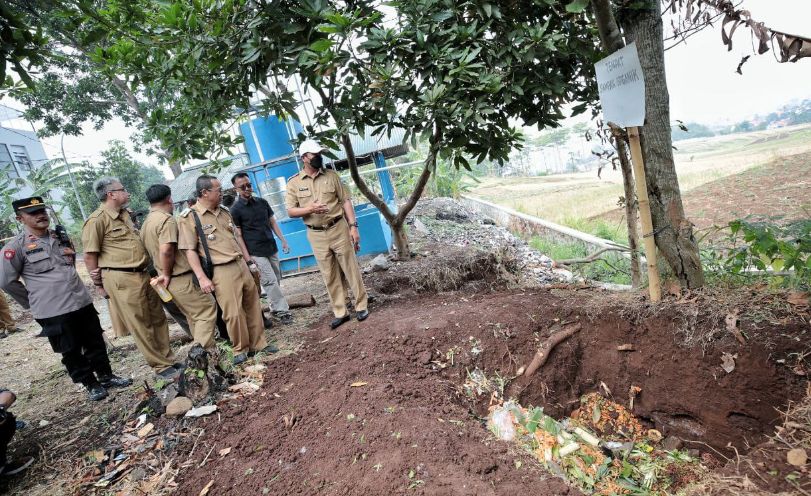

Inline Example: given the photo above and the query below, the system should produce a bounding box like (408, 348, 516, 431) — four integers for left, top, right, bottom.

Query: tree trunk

(339, 128, 440, 261)
(615, 135, 642, 288)
(391, 221, 410, 258)
(619, 1, 705, 288)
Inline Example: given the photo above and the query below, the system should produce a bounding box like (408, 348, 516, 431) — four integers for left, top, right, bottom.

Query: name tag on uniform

(25, 247, 44, 255)
(299, 187, 310, 191)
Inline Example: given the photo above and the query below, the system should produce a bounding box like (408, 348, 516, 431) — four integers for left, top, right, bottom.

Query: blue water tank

(240, 116, 303, 164)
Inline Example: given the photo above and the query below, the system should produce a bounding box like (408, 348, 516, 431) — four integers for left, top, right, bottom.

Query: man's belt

(102, 266, 147, 273)
(306, 217, 342, 231)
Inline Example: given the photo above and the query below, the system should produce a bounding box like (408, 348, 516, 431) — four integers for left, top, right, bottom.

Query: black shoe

(274, 312, 293, 325)
(98, 374, 133, 388)
(356, 310, 369, 321)
(233, 353, 248, 365)
(86, 384, 108, 401)
(263, 316, 274, 329)
(0, 456, 34, 477)
(330, 315, 351, 330)
(156, 367, 180, 381)
(248, 343, 278, 356)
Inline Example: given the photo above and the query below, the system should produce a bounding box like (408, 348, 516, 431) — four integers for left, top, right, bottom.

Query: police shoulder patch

(4, 249, 15, 260)
(287, 172, 300, 181)
(179, 208, 191, 218)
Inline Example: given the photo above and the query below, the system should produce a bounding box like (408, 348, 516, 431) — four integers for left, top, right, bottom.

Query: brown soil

(173, 287, 809, 495)
(596, 151, 811, 236)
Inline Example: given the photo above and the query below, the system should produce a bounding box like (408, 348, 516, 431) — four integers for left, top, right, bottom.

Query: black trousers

(37, 305, 112, 387)
(0, 411, 16, 467)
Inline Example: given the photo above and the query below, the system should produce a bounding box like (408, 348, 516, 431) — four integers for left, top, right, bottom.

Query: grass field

(469, 124, 811, 240)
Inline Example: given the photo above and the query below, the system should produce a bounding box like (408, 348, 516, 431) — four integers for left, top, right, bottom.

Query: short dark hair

(231, 172, 249, 185)
(195, 174, 217, 197)
(145, 184, 172, 204)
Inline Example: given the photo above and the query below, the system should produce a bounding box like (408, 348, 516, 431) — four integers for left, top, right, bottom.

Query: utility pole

(61, 134, 87, 221)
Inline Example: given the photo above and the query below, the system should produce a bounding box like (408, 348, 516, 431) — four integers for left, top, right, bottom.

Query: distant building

(0, 104, 72, 221)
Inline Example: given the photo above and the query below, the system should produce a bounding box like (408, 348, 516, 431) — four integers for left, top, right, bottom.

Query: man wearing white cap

(285, 139, 369, 329)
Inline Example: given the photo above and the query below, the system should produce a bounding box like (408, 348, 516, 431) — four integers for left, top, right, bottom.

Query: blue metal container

(239, 116, 303, 164)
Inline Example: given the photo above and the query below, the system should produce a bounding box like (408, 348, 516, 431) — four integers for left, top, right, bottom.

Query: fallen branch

(523, 323, 582, 377)
(556, 248, 628, 266)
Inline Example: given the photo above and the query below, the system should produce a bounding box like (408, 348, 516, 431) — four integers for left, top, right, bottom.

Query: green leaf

(565, 0, 590, 14)
(309, 39, 334, 52)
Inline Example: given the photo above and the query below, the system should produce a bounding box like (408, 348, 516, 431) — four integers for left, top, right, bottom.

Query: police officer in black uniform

(0, 197, 132, 401)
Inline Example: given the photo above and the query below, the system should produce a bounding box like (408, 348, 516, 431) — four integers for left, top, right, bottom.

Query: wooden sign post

(594, 43, 662, 302)
(627, 127, 661, 302)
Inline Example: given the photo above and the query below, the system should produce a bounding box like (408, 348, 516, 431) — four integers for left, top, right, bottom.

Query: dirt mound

(173, 288, 808, 495)
(368, 244, 520, 295)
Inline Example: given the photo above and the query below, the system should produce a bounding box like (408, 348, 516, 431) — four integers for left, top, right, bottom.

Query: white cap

(298, 139, 325, 157)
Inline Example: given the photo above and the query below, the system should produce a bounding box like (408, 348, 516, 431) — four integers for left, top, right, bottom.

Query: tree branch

(556, 247, 630, 266)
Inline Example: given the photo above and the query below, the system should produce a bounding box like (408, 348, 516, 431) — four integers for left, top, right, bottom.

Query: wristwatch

(349, 222, 359, 228)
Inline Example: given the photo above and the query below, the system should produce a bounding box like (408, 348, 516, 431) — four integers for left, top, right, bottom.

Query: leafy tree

(61, 141, 167, 222)
(4, 0, 211, 177)
(0, 3, 47, 88)
(80, 0, 600, 257)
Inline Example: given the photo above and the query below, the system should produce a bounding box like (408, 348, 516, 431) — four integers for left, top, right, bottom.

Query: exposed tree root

(523, 323, 582, 377)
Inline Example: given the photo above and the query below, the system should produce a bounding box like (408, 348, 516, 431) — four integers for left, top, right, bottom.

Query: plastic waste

(487, 402, 520, 441)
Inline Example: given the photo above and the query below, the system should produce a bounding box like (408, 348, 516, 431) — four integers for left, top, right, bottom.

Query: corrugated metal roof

(169, 154, 250, 203)
(328, 128, 408, 170)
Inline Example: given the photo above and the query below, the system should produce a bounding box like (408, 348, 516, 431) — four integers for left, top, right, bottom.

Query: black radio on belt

(54, 224, 73, 249)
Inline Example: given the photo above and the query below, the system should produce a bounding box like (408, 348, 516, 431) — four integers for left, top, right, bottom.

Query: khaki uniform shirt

(140, 209, 192, 277)
(0, 229, 92, 319)
(82, 205, 149, 269)
(177, 203, 243, 265)
(285, 169, 350, 227)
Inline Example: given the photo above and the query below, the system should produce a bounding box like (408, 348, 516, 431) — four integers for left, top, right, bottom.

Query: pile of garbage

(488, 393, 702, 495)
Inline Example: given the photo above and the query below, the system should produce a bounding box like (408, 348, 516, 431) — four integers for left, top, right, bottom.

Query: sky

(5, 0, 811, 178)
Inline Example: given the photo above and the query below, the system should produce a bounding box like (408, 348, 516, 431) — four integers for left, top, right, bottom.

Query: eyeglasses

(108, 188, 127, 193)
(237, 184, 253, 191)
(206, 187, 222, 193)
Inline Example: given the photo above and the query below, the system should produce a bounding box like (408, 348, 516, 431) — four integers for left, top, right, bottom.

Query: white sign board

(594, 42, 646, 127)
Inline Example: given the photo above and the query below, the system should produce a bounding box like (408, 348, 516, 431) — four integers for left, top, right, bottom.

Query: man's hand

(350, 226, 360, 252)
(198, 276, 215, 294)
(154, 274, 171, 288)
(309, 202, 329, 215)
(281, 240, 290, 254)
(97, 286, 109, 299)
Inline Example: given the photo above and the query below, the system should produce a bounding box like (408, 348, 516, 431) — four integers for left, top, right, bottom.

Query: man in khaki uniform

(140, 184, 218, 350)
(285, 139, 369, 329)
(82, 177, 178, 379)
(177, 175, 275, 365)
(0, 294, 22, 338)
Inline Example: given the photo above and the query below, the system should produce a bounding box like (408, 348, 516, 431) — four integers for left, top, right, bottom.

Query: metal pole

(61, 134, 87, 221)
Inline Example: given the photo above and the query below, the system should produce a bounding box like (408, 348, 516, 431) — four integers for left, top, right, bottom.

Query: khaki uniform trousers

(212, 260, 267, 354)
(168, 273, 217, 349)
(307, 219, 368, 318)
(0, 293, 14, 330)
(102, 270, 174, 372)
